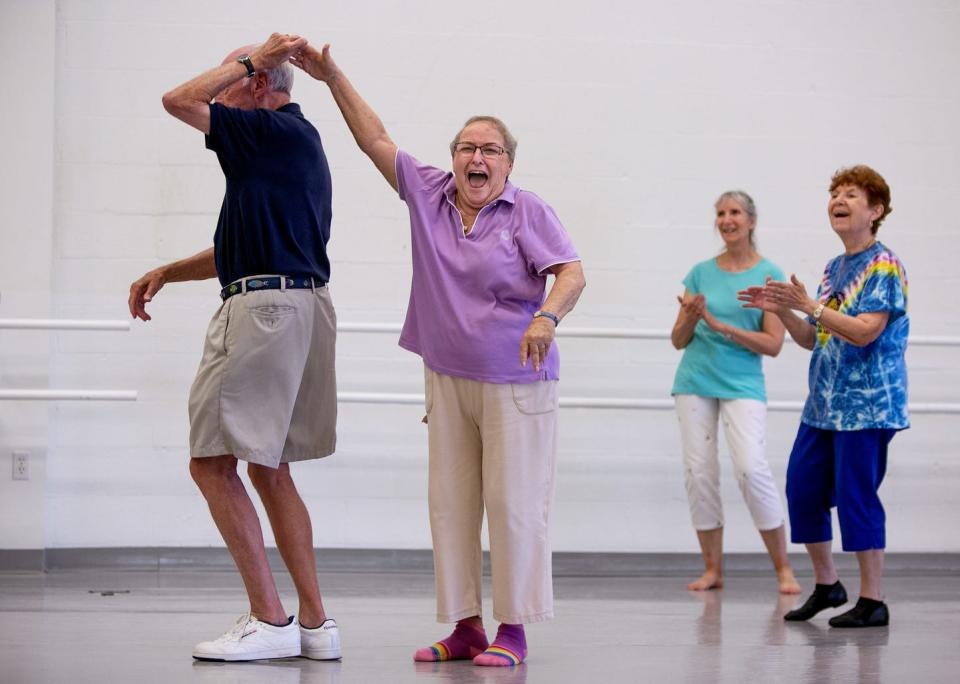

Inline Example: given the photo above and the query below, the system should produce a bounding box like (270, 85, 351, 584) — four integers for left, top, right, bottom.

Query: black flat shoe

(828, 598, 889, 628)
(784, 581, 848, 621)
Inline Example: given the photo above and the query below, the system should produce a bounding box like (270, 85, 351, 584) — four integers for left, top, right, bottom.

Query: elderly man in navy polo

(128, 33, 341, 662)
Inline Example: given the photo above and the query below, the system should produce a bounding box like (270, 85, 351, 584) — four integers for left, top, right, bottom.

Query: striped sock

(473, 623, 527, 667)
(413, 619, 488, 662)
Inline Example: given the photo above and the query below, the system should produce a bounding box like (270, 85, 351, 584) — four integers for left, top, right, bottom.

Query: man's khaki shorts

(188, 286, 337, 468)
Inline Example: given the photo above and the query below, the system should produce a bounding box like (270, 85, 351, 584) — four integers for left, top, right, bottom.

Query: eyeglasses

(454, 142, 506, 159)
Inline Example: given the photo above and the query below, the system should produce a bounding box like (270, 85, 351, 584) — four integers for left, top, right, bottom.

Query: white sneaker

(300, 618, 342, 660)
(192, 613, 301, 661)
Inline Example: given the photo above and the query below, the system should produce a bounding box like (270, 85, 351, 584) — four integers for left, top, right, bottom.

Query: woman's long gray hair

(715, 190, 757, 247)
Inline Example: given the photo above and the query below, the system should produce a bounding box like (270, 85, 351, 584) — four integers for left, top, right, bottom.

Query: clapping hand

(738, 275, 813, 315)
(677, 293, 705, 320)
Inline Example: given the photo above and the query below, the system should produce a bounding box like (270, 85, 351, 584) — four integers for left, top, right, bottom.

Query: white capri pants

(675, 394, 785, 531)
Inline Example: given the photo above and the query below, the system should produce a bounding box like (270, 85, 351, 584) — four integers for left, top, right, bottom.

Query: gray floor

(1, 567, 959, 684)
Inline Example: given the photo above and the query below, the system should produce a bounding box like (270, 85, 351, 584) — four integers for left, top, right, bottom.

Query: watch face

(237, 54, 254, 75)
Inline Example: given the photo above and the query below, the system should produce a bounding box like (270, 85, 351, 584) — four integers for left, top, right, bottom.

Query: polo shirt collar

(278, 102, 303, 118)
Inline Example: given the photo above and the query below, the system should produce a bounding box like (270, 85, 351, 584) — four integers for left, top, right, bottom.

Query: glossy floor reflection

(1, 569, 958, 683)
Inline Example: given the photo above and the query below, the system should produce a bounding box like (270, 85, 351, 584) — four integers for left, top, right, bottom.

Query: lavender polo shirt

(395, 150, 580, 384)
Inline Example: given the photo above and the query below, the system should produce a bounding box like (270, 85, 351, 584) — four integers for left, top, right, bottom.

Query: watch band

(237, 54, 256, 78)
(812, 303, 825, 321)
(533, 310, 560, 326)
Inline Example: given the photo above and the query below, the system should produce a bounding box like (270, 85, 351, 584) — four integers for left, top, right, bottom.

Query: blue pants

(785, 423, 896, 552)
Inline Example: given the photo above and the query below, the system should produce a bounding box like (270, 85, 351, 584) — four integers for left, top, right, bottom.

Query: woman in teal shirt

(671, 190, 800, 594)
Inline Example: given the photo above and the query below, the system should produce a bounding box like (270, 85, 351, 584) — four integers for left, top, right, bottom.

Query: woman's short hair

(449, 115, 518, 161)
(829, 165, 892, 234)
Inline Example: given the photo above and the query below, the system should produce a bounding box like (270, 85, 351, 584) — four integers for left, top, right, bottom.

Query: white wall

(0, 0, 56, 550)
(3, 0, 958, 554)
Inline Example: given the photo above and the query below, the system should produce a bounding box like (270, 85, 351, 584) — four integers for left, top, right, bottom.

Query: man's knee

(248, 462, 289, 493)
(189, 455, 238, 491)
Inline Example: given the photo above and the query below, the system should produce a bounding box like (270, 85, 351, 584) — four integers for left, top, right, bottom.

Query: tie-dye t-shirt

(801, 241, 909, 431)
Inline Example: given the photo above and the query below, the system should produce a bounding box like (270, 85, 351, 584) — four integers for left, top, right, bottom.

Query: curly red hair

(829, 165, 892, 234)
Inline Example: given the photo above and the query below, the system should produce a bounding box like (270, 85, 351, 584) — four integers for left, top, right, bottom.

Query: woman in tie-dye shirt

(739, 165, 907, 629)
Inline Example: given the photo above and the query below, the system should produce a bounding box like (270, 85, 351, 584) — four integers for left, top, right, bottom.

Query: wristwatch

(236, 54, 256, 78)
(533, 310, 560, 326)
(812, 303, 825, 321)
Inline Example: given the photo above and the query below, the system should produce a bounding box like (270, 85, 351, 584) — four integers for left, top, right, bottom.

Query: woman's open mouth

(468, 171, 488, 188)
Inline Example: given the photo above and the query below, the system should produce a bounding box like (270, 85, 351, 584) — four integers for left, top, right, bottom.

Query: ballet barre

(338, 393, 960, 415)
(0, 317, 136, 401)
(337, 322, 960, 348)
(0, 318, 131, 331)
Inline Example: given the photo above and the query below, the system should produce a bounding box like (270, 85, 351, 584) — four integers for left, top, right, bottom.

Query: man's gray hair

(264, 61, 294, 95)
(449, 115, 518, 161)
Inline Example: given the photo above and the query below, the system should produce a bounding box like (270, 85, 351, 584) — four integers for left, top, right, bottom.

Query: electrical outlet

(12, 452, 30, 480)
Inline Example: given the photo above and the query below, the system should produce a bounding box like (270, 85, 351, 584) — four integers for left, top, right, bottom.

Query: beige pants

(424, 367, 559, 624)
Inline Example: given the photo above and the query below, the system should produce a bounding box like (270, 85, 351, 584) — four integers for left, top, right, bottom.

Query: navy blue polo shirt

(205, 102, 332, 287)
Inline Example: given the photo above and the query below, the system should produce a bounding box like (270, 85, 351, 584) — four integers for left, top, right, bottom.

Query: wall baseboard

(0, 549, 45, 571)
(3, 547, 959, 576)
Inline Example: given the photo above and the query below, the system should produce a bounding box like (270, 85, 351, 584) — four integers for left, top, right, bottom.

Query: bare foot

(687, 571, 724, 591)
(777, 569, 802, 594)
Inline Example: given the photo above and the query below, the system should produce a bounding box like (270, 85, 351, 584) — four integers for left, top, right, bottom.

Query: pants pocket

(511, 381, 558, 415)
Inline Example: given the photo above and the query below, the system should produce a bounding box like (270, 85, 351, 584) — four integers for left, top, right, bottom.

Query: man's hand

(250, 33, 308, 72)
(290, 43, 338, 82)
(128, 268, 167, 321)
(127, 248, 216, 321)
(520, 317, 557, 372)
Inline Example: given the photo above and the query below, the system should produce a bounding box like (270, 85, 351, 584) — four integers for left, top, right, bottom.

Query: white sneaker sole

(301, 646, 341, 660)
(193, 646, 301, 662)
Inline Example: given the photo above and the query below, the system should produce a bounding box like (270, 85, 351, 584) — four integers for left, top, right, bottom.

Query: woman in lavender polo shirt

(294, 45, 585, 666)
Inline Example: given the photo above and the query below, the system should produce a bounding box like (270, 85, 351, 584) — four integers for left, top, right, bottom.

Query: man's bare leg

(249, 462, 327, 627)
(190, 455, 286, 624)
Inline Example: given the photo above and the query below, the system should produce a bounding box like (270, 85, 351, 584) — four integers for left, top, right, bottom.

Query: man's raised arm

(162, 33, 307, 133)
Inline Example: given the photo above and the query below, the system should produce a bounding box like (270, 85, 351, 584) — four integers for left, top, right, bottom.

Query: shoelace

(213, 614, 258, 643)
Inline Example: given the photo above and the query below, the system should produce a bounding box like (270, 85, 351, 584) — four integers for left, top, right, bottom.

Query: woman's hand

(520, 317, 557, 372)
(290, 43, 338, 82)
(738, 276, 792, 316)
(698, 299, 724, 332)
(763, 274, 818, 316)
(671, 292, 704, 349)
(677, 293, 705, 320)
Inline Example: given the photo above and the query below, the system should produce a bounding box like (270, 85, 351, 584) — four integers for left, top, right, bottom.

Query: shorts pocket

(250, 304, 296, 317)
(248, 303, 296, 332)
(511, 381, 558, 415)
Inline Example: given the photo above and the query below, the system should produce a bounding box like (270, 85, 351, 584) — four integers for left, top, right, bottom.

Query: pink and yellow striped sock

(473, 623, 527, 667)
(413, 619, 488, 662)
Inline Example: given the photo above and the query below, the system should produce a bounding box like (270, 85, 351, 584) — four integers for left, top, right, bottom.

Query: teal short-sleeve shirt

(671, 257, 785, 402)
